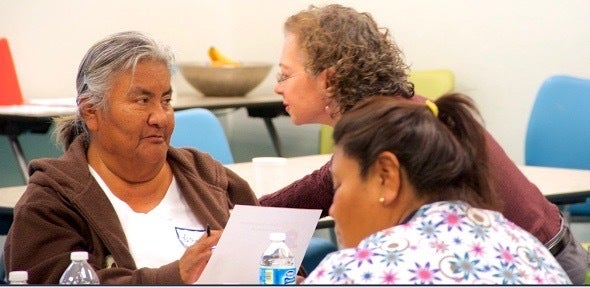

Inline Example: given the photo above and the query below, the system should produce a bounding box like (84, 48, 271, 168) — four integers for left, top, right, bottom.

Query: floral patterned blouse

(303, 201, 571, 285)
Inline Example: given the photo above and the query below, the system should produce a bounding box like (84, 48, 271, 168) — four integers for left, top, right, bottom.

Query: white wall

(2, 0, 589, 163)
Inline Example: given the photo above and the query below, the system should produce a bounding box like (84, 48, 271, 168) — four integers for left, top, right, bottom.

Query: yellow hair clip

(425, 99, 439, 117)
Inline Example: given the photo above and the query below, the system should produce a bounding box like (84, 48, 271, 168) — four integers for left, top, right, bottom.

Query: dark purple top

(260, 97, 560, 244)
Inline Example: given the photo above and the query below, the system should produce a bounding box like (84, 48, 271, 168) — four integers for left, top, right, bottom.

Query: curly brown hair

(284, 4, 414, 114)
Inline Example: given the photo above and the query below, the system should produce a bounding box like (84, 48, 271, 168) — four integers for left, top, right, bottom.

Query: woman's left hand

(178, 229, 221, 284)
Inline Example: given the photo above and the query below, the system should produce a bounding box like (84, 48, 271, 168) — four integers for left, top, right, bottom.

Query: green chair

(319, 125, 335, 154)
(408, 69, 455, 100)
(319, 69, 455, 154)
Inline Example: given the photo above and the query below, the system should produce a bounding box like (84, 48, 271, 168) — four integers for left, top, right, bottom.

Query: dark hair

(333, 93, 501, 210)
(284, 4, 414, 115)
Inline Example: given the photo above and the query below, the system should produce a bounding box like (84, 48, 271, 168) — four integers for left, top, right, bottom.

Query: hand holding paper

(196, 205, 321, 284)
(180, 229, 221, 284)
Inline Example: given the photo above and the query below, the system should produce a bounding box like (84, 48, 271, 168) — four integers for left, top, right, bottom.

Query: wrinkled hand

(179, 229, 222, 284)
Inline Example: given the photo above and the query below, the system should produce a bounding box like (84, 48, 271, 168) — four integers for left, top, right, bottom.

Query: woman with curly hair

(259, 4, 588, 284)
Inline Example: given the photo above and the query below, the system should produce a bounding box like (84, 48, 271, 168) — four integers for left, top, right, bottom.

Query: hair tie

(425, 99, 439, 117)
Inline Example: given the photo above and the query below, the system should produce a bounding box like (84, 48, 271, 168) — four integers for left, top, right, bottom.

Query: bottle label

(259, 267, 296, 285)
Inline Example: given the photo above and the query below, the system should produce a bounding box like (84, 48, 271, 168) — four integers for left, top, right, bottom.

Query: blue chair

(302, 237, 338, 274)
(525, 74, 590, 216)
(170, 108, 234, 164)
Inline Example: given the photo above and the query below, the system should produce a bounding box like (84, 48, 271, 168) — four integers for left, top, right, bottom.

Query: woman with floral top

(303, 94, 571, 285)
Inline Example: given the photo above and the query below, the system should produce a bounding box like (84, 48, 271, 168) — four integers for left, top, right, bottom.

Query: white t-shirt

(89, 166, 204, 268)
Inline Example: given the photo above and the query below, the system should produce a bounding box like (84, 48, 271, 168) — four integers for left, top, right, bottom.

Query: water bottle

(8, 271, 28, 285)
(59, 251, 100, 285)
(259, 232, 296, 285)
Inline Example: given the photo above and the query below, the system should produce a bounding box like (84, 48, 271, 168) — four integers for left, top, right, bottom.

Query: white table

(0, 186, 22, 210)
(0, 93, 285, 183)
(225, 155, 590, 205)
(225, 154, 332, 198)
(2, 154, 590, 208)
(518, 165, 590, 205)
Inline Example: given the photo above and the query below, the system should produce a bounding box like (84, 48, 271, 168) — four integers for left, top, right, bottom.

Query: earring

(379, 197, 385, 203)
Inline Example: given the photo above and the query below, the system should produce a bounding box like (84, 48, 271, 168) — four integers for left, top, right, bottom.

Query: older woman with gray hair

(4, 31, 258, 284)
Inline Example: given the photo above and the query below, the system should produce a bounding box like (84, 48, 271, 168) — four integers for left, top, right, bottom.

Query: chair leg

(263, 118, 283, 157)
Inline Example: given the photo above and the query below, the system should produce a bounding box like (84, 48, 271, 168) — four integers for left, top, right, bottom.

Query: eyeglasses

(276, 72, 305, 84)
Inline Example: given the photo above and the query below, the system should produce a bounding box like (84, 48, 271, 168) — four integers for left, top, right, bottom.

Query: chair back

(525, 75, 590, 169)
(525, 74, 590, 215)
(408, 69, 455, 100)
(319, 125, 334, 155)
(318, 69, 455, 154)
(171, 108, 234, 164)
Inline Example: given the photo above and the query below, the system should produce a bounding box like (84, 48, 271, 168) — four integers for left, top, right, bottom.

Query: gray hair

(53, 31, 175, 151)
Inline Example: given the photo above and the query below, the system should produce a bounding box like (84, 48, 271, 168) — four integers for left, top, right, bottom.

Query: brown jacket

(4, 136, 258, 284)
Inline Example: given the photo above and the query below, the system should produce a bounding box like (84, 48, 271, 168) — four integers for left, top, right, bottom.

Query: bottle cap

(9, 271, 28, 282)
(269, 232, 286, 241)
(70, 251, 89, 261)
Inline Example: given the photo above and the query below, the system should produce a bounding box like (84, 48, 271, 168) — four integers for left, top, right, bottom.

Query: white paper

(196, 205, 322, 284)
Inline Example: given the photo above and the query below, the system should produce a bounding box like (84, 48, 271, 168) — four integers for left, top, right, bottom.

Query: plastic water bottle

(8, 271, 28, 285)
(59, 251, 100, 285)
(259, 232, 296, 285)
